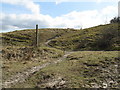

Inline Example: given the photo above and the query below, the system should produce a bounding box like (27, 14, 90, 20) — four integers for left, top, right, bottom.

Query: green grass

(1, 23, 120, 88)
(1, 28, 77, 46)
(12, 51, 119, 88)
(1, 23, 119, 51)
(2, 46, 64, 81)
(49, 24, 120, 51)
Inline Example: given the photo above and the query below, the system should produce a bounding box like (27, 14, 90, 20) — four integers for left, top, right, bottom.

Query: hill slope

(9, 51, 119, 88)
(1, 23, 119, 51)
(48, 24, 120, 51)
(1, 28, 77, 46)
(1, 23, 120, 88)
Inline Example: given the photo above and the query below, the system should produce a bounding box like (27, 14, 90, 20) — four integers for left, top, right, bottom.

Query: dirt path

(3, 63, 51, 88)
(44, 36, 58, 47)
(3, 50, 74, 88)
(45, 39, 52, 45)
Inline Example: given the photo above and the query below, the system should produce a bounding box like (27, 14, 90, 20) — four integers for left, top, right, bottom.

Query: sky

(0, 0, 119, 32)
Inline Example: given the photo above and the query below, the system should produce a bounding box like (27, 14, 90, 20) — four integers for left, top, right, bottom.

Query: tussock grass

(2, 46, 64, 81)
(1, 24, 120, 88)
(1, 28, 76, 46)
(49, 24, 120, 51)
(12, 51, 119, 88)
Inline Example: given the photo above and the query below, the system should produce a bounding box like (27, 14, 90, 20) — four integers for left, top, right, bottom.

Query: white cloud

(54, 0, 119, 4)
(50, 5, 117, 28)
(1, 4, 118, 32)
(96, 0, 119, 3)
(1, 14, 51, 30)
(32, 0, 119, 3)
(1, 0, 40, 14)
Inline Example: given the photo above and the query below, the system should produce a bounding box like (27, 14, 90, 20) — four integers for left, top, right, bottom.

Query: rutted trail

(45, 35, 59, 47)
(3, 62, 51, 88)
(2, 37, 75, 88)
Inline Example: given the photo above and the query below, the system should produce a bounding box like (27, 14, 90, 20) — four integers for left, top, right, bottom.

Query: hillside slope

(1, 28, 77, 46)
(9, 51, 119, 88)
(1, 23, 119, 51)
(48, 24, 120, 51)
(1, 23, 120, 88)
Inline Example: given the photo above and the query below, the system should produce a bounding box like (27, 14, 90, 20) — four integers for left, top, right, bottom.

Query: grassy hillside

(1, 28, 77, 46)
(1, 23, 119, 88)
(11, 51, 119, 88)
(48, 24, 120, 51)
(2, 46, 64, 82)
(1, 23, 119, 51)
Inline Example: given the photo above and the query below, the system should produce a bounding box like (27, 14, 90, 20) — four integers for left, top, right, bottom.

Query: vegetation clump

(49, 23, 120, 51)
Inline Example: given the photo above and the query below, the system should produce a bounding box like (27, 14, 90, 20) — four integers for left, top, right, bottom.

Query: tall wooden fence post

(36, 24, 38, 47)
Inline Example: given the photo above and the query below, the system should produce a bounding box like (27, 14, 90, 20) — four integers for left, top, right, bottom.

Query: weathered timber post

(36, 24, 38, 47)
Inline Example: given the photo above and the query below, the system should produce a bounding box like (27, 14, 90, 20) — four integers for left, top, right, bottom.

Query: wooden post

(36, 24, 38, 47)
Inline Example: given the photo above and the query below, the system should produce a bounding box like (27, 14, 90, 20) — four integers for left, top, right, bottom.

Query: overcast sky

(0, 0, 119, 32)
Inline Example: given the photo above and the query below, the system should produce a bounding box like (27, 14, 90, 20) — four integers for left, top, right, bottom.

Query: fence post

(36, 24, 38, 47)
